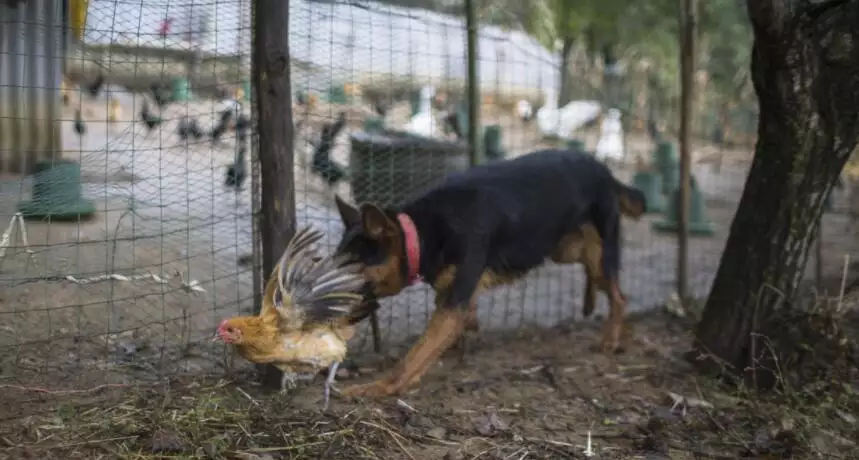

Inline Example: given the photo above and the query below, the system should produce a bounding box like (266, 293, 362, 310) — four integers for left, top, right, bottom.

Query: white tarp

(83, 0, 559, 91)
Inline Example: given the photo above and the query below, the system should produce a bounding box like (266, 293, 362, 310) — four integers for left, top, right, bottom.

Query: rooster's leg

(280, 372, 298, 394)
(322, 361, 340, 410)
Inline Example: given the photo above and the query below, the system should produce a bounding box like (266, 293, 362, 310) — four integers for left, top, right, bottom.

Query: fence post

(253, 0, 295, 389)
(677, 0, 697, 301)
(465, 0, 481, 167)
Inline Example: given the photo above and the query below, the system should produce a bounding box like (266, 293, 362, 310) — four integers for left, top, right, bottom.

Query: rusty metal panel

(0, 0, 63, 175)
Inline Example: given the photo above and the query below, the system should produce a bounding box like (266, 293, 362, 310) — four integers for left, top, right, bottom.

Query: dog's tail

(613, 179, 647, 220)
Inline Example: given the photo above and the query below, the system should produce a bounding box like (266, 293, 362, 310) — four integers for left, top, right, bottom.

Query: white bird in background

(536, 88, 602, 139)
(516, 99, 533, 122)
(536, 87, 561, 136)
(595, 108, 625, 162)
(556, 100, 602, 138)
(406, 85, 438, 137)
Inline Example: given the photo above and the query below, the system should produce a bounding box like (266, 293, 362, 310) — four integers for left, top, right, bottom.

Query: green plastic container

(484, 125, 505, 161)
(18, 160, 96, 220)
(171, 77, 191, 102)
(242, 80, 251, 102)
(652, 176, 714, 236)
(652, 141, 679, 195)
(632, 170, 664, 213)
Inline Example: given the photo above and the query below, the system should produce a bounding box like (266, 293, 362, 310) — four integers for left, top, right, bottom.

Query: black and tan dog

(334, 148, 646, 398)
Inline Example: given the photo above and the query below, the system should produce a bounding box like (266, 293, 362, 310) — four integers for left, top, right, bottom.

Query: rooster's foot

(280, 372, 298, 394)
(322, 362, 341, 410)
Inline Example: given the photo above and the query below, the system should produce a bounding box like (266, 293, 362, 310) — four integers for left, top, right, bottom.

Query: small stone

(442, 452, 465, 460)
(836, 409, 856, 424)
(473, 410, 508, 437)
(147, 430, 188, 454)
(426, 427, 447, 440)
(336, 367, 351, 379)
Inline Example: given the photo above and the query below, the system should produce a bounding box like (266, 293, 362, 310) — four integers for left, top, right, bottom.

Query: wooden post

(677, 0, 697, 301)
(253, 0, 295, 389)
(465, 0, 481, 167)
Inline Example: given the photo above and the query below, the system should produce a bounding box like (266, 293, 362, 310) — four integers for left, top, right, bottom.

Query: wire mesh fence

(0, 0, 856, 390)
(1, 0, 254, 385)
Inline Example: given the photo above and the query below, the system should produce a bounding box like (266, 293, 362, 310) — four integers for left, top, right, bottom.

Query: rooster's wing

(269, 226, 365, 331)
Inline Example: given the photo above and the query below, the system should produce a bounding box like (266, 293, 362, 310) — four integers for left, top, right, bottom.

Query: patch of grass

(1, 380, 399, 459)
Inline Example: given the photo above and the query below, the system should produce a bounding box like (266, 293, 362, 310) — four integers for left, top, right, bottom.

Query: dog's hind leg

(582, 270, 598, 318)
(581, 228, 604, 318)
(588, 193, 629, 354)
(551, 227, 599, 318)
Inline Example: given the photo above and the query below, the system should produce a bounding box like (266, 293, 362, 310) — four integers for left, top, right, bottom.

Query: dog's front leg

(345, 248, 488, 398)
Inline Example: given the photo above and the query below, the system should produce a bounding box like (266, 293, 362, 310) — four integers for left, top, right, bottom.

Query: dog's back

(403, 148, 640, 283)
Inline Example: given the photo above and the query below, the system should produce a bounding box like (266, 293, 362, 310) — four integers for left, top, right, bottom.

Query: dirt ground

(1, 308, 858, 460)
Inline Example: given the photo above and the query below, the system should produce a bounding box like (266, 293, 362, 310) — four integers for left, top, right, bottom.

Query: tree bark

(693, 0, 859, 389)
(253, 0, 295, 389)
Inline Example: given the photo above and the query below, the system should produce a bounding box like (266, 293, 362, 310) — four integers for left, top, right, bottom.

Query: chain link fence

(0, 0, 855, 390)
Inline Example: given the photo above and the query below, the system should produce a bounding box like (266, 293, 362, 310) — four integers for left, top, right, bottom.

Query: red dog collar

(396, 213, 421, 284)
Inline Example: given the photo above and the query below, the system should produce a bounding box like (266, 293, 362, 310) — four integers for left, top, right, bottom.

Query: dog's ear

(335, 195, 361, 227)
(360, 203, 396, 240)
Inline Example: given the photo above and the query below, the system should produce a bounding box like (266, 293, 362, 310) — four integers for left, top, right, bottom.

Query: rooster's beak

(211, 334, 221, 343)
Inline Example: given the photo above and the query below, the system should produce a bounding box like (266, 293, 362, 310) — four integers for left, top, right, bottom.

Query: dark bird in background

(367, 94, 389, 118)
(210, 109, 233, 145)
(140, 100, 163, 133)
(373, 100, 388, 118)
(61, 80, 70, 106)
(237, 129, 249, 144)
(443, 109, 464, 140)
(178, 116, 204, 141)
(311, 112, 349, 187)
(150, 83, 172, 109)
(74, 109, 86, 137)
(647, 118, 661, 143)
(225, 143, 247, 189)
(234, 113, 251, 133)
(87, 74, 105, 99)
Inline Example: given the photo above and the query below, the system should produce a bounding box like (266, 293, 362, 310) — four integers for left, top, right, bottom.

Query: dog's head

(334, 195, 409, 298)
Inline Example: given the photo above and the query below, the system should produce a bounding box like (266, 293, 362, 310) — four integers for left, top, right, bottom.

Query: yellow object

(70, 0, 88, 41)
(108, 98, 121, 122)
(307, 93, 318, 111)
(60, 79, 70, 106)
(483, 94, 494, 105)
(343, 83, 361, 97)
(234, 87, 245, 101)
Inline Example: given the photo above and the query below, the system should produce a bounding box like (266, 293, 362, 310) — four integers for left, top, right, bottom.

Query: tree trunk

(693, 0, 859, 389)
(558, 37, 575, 107)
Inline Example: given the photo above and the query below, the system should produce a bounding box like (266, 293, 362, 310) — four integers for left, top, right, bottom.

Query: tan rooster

(215, 227, 366, 408)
